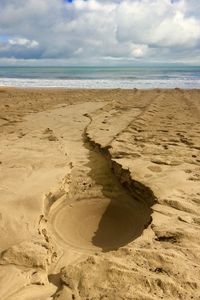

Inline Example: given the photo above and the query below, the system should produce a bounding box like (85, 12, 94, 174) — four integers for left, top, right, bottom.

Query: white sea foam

(0, 78, 200, 89)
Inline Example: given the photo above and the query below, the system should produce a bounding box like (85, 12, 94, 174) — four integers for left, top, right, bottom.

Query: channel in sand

(49, 134, 153, 252)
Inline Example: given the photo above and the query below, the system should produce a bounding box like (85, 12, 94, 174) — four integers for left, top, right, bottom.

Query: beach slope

(0, 88, 199, 300)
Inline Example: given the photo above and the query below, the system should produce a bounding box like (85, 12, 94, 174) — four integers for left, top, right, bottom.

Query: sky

(0, 0, 200, 66)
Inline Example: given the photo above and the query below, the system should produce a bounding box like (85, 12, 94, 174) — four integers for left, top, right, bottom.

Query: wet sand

(0, 88, 200, 299)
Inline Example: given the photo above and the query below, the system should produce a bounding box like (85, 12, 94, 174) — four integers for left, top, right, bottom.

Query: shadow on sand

(84, 140, 154, 252)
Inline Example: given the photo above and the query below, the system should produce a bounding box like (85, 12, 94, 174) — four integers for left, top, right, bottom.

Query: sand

(0, 87, 200, 300)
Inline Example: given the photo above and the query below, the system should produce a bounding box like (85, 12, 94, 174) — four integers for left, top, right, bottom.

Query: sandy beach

(0, 87, 200, 300)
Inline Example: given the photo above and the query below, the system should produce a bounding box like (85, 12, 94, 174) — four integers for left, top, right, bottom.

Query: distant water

(0, 66, 200, 89)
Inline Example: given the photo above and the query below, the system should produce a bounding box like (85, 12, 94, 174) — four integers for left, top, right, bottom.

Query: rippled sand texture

(0, 88, 200, 300)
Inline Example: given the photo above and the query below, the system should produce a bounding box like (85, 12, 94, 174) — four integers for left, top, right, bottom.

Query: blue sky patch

(0, 35, 9, 42)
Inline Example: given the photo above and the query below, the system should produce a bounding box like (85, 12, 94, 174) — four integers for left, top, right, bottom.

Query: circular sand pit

(51, 198, 150, 251)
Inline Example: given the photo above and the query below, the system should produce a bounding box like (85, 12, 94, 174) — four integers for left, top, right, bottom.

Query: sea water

(0, 66, 199, 89)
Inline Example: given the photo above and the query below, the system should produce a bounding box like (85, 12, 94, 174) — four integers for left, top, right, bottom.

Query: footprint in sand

(147, 165, 162, 173)
(43, 128, 58, 142)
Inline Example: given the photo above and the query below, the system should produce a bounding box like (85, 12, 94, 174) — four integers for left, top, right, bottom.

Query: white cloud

(9, 38, 39, 48)
(116, 0, 200, 47)
(131, 44, 149, 58)
(0, 0, 199, 64)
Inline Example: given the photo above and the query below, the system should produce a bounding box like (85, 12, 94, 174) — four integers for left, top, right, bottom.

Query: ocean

(0, 66, 200, 89)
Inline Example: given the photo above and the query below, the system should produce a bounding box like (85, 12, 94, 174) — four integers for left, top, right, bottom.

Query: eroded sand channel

(48, 102, 153, 252)
(50, 136, 152, 252)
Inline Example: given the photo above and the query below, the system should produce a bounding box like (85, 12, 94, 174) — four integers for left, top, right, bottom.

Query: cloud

(8, 38, 39, 48)
(115, 0, 200, 48)
(131, 44, 150, 58)
(0, 0, 199, 65)
(0, 37, 41, 59)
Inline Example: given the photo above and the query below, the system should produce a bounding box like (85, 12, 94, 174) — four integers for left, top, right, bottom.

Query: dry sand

(0, 87, 200, 299)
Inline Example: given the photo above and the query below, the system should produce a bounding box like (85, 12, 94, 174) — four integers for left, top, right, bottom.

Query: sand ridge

(0, 88, 200, 299)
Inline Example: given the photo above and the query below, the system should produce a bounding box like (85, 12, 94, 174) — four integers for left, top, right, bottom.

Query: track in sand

(49, 112, 153, 252)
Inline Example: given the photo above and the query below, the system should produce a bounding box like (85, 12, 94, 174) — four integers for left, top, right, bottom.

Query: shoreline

(1, 86, 200, 91)
(1, 85, 200, 89)
(0, 65, 200, 90)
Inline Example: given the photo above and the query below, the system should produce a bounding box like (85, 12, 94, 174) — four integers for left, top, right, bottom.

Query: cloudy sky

(0, 0, 200, 65)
